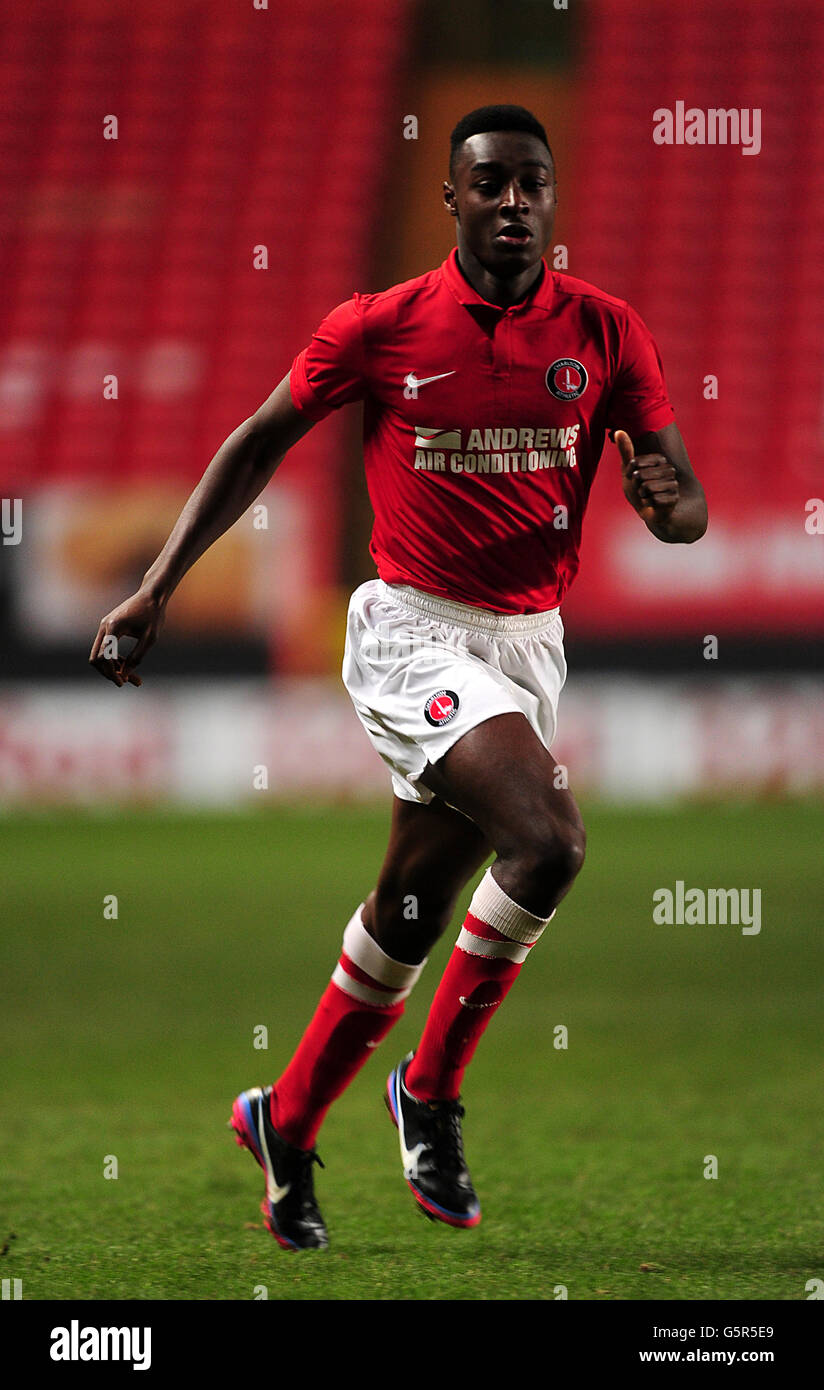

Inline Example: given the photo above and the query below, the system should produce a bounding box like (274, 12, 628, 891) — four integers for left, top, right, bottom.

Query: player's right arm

(89, 372, 314, 687)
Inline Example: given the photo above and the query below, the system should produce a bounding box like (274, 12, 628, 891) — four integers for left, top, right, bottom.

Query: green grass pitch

(2, 800, 822, 1301)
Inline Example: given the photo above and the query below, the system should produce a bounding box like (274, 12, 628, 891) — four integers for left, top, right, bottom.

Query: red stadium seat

(0, 0, 414, 497)
(571, 0, 824, 506)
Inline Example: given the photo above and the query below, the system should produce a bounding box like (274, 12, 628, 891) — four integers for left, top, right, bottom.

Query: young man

(90, 105, 707, 1251)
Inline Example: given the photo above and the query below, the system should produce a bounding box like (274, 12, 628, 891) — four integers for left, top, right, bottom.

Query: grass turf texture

(2, 800, 822, 1302)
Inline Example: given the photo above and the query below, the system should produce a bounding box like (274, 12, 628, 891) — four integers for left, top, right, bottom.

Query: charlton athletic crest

(546, 357, 588, 401)
(424, 690, 460, 727)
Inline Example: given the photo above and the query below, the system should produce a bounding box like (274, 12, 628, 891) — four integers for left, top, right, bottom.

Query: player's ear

(443, 181, 458, 217)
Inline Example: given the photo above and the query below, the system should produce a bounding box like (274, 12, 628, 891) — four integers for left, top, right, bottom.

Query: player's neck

(454, 246, 544, 308)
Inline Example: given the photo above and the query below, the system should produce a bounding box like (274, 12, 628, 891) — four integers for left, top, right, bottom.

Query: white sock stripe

(468, 868, 556, 945)
(342, 907, 427, 989)
(456, 926, 530, 964)
(330, 963, 409, 1008)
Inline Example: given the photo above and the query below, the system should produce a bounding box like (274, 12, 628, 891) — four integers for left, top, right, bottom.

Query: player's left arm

(613, 422, 708, 543)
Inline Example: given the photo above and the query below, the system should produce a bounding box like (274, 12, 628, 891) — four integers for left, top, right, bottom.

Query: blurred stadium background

(2, 0, 823, 1304)
(1, 0, 822, 807)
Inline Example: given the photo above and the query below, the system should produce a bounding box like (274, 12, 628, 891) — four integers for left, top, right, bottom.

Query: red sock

(271, 907, 426, 1149)
(405, 867, 554, 1102)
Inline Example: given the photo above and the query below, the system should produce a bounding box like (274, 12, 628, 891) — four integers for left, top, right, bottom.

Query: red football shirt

(289, 248, 674, 614)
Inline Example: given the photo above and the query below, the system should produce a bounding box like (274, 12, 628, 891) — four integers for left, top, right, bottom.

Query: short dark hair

(449, 104, 553, 177)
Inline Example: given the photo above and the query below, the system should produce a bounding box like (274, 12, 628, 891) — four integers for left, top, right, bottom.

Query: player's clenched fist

(88, 589, 165, 687)
(613, 428, 679, 524)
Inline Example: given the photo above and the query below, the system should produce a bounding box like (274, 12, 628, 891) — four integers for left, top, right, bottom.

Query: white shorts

(342, 579, 567, 804)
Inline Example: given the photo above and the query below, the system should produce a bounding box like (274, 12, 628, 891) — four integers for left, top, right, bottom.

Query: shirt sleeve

(288, 296, 367, 421)
(605, 303, 675, 436)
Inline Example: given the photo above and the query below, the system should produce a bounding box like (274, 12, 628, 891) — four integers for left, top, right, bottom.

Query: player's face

(445, 131, 556, 279)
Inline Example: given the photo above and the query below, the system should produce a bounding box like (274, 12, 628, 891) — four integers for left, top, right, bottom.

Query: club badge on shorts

(424, 690, 460, 726)
(546, 357, 588, 401)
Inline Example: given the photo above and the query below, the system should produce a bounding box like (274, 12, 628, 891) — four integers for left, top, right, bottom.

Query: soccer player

(90, 105, 707, 1250)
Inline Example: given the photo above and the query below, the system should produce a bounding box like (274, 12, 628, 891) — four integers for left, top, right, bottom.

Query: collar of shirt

(440, 246, 554, 316)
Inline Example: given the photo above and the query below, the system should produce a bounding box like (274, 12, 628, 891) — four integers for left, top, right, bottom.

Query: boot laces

(294, 1148, 324, 1208)
(428, 1101, 467, 1173)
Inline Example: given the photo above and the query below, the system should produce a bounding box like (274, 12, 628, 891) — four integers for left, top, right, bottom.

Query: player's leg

(386, 711, 585, 1227)
(270, 793, 491, 1145)
(420, 709, 585, 915)
(408, 709, 585, 1099)
(231, 794, 490, 1249)
(361, 792, 493, 962)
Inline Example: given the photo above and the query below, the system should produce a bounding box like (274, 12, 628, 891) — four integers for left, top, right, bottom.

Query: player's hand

(88, 589, 166, 688)
(614, 429, 679, 525)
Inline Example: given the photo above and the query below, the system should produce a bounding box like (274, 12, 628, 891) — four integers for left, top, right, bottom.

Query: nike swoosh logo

(394, 1072, 429, 1180)
(459, 995, 497, 1009)
(402, 1140, 427, 1181)
(256, 1095, 291, 1205)
(404, 371, 456, 389)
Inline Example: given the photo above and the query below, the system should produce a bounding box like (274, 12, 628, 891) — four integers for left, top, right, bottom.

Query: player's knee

(537, 820, 585, 887)
(507, 816, 586, 897)
(565, 816, 587, 876)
